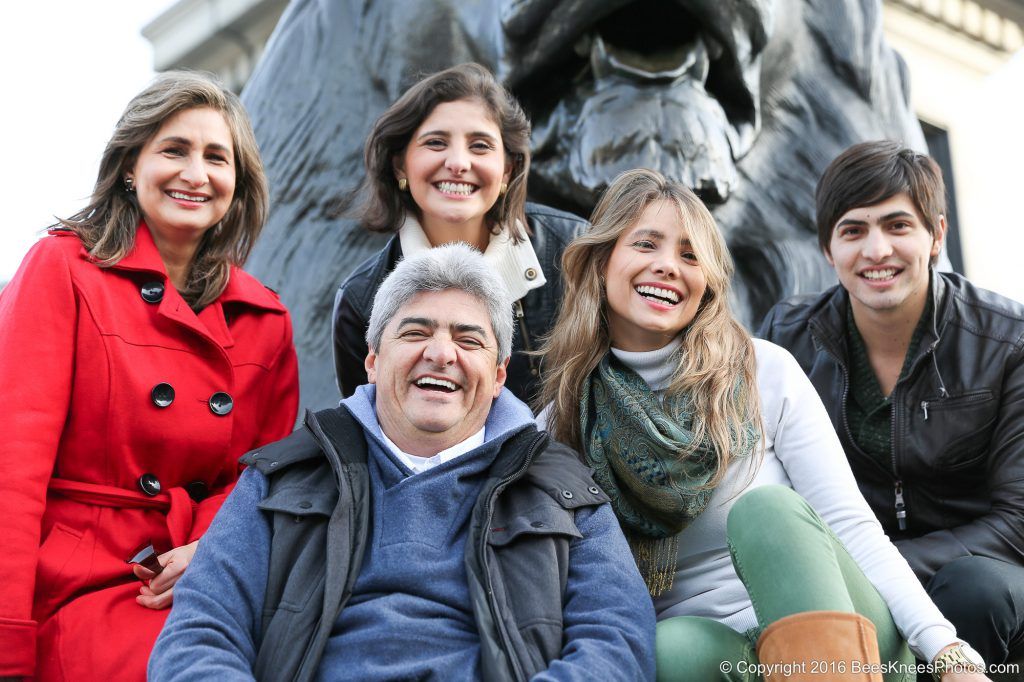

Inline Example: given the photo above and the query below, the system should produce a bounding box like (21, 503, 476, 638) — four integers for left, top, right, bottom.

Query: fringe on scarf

(629, 533, 681, 597)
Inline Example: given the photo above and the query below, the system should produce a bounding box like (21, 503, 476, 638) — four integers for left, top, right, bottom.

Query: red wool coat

(0, 225, 299, 680)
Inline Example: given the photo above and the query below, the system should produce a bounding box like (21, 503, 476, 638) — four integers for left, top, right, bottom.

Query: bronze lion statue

(242, 0, 924, 408)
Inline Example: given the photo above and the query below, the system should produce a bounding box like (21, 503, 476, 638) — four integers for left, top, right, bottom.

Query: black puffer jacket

(332, 202, 588, 405)
(759, 271, 1024, 581)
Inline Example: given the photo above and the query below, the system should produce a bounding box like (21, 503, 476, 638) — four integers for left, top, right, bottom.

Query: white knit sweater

(540, 338, 958, 662)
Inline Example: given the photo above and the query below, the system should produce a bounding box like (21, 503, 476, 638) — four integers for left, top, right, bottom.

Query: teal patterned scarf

(580, 352, 756, 596)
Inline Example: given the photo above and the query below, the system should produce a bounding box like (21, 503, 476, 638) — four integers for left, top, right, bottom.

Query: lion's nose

(588, 34, 710, 84)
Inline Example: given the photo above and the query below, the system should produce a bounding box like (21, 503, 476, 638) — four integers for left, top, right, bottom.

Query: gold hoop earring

(499, 182, 508, 196)
(397, 178, 408, 191)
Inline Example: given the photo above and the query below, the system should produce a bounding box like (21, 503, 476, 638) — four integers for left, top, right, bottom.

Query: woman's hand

(132, 540, 199, 609)
(941, 673, 991, 682)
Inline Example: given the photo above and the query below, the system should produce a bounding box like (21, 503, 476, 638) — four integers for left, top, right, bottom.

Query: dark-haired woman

(332, 62, 586, 405)
(0, 71, 299, 680)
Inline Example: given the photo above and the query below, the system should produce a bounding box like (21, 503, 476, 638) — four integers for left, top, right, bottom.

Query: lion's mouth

(502, 0, 769, 210)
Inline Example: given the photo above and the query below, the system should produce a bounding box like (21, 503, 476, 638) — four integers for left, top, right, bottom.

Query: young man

(760, 140, 1024, 671)
(149, 244, 654, 681)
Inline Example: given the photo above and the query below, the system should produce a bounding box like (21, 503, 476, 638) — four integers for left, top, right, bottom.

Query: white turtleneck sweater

(540, 337, 958, 662)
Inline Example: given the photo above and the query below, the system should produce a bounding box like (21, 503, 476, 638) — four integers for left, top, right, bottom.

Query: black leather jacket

(760, 271, 1024, 582)
(332, 202, 588, 405)
(242, 407, 610, 682)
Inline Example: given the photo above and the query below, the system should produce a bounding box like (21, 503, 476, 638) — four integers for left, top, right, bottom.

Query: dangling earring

(124, 177, 135, 193)
(397, 178, 408, 191)
(499, 182, 508, 196)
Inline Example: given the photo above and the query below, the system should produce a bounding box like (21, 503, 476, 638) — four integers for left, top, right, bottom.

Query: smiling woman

(603, 200, 708, 352)
(395, 99, 511, 250)
(0, 71, 299, 680)
(127, 107, 237, 290)
(332, 63, 588, 407)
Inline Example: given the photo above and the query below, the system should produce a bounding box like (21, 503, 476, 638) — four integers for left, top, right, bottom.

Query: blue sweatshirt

(149, 388, 654, 680)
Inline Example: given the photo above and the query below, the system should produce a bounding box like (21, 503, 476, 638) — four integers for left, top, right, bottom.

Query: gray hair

(366, 243, 515, 362)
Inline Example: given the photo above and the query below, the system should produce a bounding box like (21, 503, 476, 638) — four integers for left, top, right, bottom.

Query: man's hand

(132, 540, 199, 609)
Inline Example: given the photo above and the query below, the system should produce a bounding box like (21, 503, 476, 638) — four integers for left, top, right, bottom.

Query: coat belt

(48, 477, 195, 548)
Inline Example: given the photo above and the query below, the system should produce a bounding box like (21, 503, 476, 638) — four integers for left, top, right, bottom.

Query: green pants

(656, 485, 915, 681)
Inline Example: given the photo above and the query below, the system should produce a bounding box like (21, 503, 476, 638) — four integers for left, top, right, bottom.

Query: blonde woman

(537, 168, 987, 681)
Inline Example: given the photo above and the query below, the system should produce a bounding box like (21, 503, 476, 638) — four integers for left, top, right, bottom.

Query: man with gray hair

(149, 243, 655, 681)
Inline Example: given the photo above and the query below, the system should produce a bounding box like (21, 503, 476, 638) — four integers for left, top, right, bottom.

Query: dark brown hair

(360, 63, 530, 241)
(816, 140, 946, 262)
(61, 70, 269, 310)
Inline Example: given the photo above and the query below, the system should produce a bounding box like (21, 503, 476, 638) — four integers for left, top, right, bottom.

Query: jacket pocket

(921, 389, 993, 412)
(487, 502, 578, 674)
(258, 484, 336, 518)
(33, 523, 88, 621)
(259, 486, 333, 611)
(920, 390, 997, 470)
(488, 502, 582, 548)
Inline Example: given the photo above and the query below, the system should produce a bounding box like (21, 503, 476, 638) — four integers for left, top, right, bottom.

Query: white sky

(0, 2, 178, 283)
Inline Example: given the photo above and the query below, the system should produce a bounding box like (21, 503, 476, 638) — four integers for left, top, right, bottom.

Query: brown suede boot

(755, 611, 883, 681)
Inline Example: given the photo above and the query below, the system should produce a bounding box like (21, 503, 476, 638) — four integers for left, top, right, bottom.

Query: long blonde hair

(60, 70, 269, 310)
(537, 169, 761, 482)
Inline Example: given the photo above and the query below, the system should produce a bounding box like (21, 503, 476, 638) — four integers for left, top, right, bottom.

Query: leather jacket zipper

(889, 386, 899, 488)
(811, 320, 938, 531)
(896, 339, 945, 527)
(894, 480, 907, 531)
(922, 388, 987, 421)
(915, 339, 947, 422)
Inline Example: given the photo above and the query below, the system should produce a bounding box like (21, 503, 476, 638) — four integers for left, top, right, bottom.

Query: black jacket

(332, 203, 588, 405)
(759, 272, 1024, 581)
(242, 407, 611, 682)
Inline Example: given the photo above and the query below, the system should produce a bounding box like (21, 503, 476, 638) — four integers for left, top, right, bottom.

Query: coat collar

(103, 222, 286, 313)
(95, 223, 285, 351)
(397, 214, 546, 301)
(100, 221, 168, 276)
(217, 267, 288, 313)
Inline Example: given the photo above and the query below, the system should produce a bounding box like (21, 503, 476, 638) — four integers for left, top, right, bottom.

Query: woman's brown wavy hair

(60, 70, 268, 310)
(359, 63, 530, 242)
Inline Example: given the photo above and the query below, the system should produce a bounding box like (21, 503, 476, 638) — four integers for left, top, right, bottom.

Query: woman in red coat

(0, 71, 299, 680)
